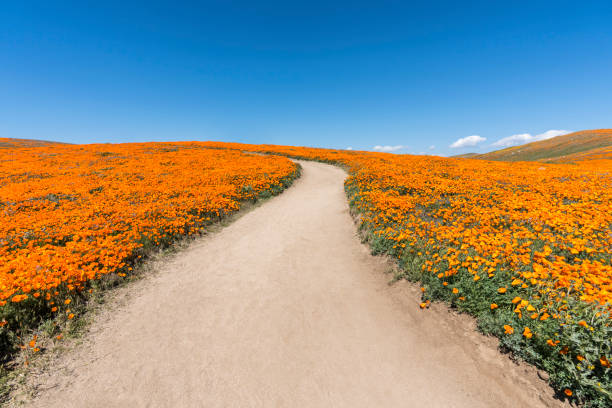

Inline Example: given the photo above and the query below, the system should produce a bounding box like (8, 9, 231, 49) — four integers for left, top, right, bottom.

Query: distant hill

(0, 138, 68, 148)
(450, 152, 479, 158)
(472, 129, 612, 163)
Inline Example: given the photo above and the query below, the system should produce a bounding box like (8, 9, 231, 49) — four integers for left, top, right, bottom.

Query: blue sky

(1, 1, 611, 156)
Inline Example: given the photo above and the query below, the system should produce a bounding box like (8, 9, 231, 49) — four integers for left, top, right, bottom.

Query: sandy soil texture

(26, 161, 565, 407)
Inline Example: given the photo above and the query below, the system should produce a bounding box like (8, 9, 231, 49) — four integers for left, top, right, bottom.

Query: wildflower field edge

(344, 180, 611, 408)
(0, 146, 301, 401)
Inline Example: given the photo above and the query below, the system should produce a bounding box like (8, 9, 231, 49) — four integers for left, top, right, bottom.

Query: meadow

(1, 140, 610, 406)
(0, 141, 299, 365)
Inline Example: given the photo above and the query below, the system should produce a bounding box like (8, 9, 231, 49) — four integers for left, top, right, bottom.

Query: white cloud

(491, 129, 570, 148)
(428, 145, 435, 150)
(372, 145, 407, 152)
(345, 146, 353, 150)
(491, 133, 532, 147)
(449, 135, 486, 149)
(537, 129, 570, 140)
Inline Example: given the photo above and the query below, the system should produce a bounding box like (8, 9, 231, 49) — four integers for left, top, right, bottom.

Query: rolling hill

(450, 152, 479, 158)
(0, 138, 68, 149)
(471, 129, 612, 163)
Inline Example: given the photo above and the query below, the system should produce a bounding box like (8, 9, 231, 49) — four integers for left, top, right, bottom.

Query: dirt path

(27, 161, 563, 407)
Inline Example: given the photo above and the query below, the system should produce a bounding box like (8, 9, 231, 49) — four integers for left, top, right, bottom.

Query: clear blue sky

(2, 1, 611, 156)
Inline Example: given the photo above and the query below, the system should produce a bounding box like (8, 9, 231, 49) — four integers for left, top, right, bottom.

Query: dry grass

(474, 129, 612, 163)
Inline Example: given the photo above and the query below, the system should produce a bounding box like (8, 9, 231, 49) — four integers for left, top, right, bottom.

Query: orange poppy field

(0, 141, 298, 357)
(1, 140, 610, 405)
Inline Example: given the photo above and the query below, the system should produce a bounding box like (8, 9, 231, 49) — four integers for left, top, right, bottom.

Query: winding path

(30, 161, 563, 407)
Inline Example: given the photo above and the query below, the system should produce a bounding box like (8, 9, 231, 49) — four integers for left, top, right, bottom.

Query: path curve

(29, 161, 563, 407)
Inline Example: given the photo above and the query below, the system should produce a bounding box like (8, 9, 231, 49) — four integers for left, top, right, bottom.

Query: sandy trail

(29, 161, 563, 407)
